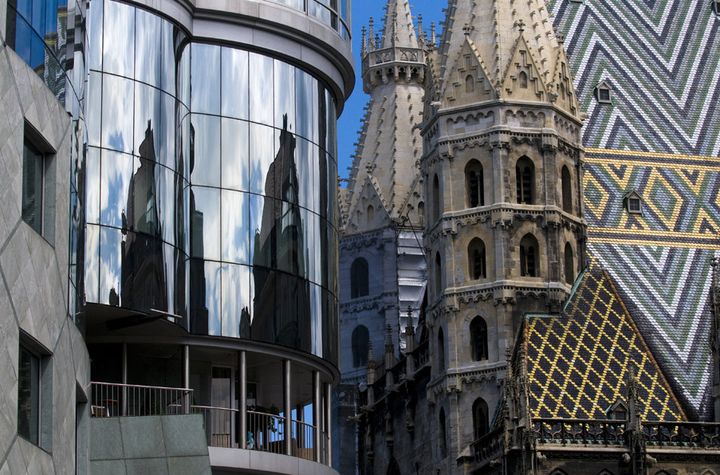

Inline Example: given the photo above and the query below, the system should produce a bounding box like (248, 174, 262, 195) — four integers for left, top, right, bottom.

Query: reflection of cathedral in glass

(120, 120, 166, 311)
(252, 115, 311, 350)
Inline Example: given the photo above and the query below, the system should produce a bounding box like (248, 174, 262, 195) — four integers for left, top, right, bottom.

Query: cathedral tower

(420, 0, 586, 467)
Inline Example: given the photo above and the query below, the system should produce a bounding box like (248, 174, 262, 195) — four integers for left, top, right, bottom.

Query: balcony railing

(643, 422, 720, 448)
(533, 418, 628, 445)
(471, 427, 504, 462)
(91, 381, 192, 417)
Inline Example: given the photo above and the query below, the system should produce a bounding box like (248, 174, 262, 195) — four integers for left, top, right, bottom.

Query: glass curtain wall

(84, 0, 339, 363)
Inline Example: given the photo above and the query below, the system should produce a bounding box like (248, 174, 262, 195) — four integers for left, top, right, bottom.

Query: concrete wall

(90, 415, 211, 475)
(0, 44, 91, 474)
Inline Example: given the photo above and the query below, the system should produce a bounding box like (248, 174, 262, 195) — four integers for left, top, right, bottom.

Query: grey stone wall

(89, 415, 211, 475)
(0, 44, 90, 474)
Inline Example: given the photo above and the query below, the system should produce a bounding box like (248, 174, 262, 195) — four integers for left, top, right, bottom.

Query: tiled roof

(524, 263, 686, 422)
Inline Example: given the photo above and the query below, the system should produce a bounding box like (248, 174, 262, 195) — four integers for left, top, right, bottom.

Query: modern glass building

(78, 0, 353, 471)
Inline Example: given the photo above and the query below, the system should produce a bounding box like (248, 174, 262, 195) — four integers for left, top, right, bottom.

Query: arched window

(470, 316, 488, 361)
(561, 165, 572, 212)
(350, 258, 369, 298)
(465, 75, 474, 93)
(518, 71, 528, 88)
(465, 160, 484, 208)
(438, 408, 447, 459)
(564, 243, 574, 285)
(516, 157, 534, 204)
(559, 81, 566, 100)
(352, 325, 370, 368)
(468, 238, 487, 280)
(472, 398, 489, 440)
(367, 204, 374, 224)
(435, 252, 442, 297)
(432, 174, 440, 222)
(417, 201, 424, 225)
(519, 234, 539, 277)
(437, 327, 445, 371)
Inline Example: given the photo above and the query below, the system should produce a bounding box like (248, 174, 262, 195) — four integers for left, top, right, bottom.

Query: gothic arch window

(367, 204, 374, 224)
(438, 408, 448, 459)
(432, 174, 440, 222)
(472, 397, 489, 440)
(437, 327, 445, 372)
(470, 316, 488, 361)
(518, 71, 528, 89)
(417, 201, 424, 225)
(350, 258, 369, 298)
(435, 252, 442, 298)
(516, 157, 534, 204)
(559, 81, 566, 100)
(352, 325, 370, 368)
(519, 234, 539, 277)
(465, 160, 484, 208)
(468, 238, 487, 280)
(564, 243, 574, 285)
(465, 75, 475, 93)
(561, 165, 572, 212)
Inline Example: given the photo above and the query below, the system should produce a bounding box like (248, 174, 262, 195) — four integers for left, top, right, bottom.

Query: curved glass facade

(84, 0, 339, 362)
(266, 0, 352, 40)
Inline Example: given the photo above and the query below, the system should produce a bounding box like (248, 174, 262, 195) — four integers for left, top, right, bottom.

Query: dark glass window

(561, 165, 572, 213)
(350, 258, 369, 298)
(516, 157, 534, 204)
(352, 325, 369, 368)
(520, 234, 539, 277)
(432, 174, 440, 222)
(437, 328, 445, 372)
(472, 398, 489, 440)
(438, 408, 447, 459)
(470, 316, 488, 361)
(22, 139, 44, 234)
(465, 160, 484, 208)
(468, 238, 486, 280)
(434, 252, 442, 297)
(18, 344, 40, 445)
(564, 243, 574, 285)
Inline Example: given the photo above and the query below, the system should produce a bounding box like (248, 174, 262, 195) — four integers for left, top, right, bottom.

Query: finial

(515, 19, 526, 32)
(392, 12, 398, 46)
(368, 17, 375, 49)
(430, 22, 437, 45)
(556, 33, 565, 44)
(417, 14, 424, 43)
(361, 26, 367, 54)
(463, 23, 474, 36)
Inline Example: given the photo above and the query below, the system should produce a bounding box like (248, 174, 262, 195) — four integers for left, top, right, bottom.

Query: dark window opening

(465, 160, 484, 208)
(437, 328, 445, 372)
(564, 243, 574, 285)
(350, 258, 369, 298)
(518, 71, 528, 89)
(18, 343, 40, 445)
(516, 157, 534, 204)
(561, 165, 572, 213)
(468, 238, 486, 280)
(435, 252, 442, 298)
(470, 316, 488, 361)
(22, 139, 44, 234)
(472, 398, 489, 440)
(465, 75, 475, 93)
(432, 174, 440, 222)
(439, 408, 447, 459)
(352, 325, 370, 368)
(520, 234, 539, 277)
(628, 197, 642, 214)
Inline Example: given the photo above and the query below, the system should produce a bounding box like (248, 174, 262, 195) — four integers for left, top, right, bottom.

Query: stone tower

(419, 0, 586, 466)
(335, 0, 428, 471)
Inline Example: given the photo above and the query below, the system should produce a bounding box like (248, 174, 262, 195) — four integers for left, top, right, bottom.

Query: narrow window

(518, 71, 528, 89)
(516, 157, 534, 204)
(465, 160, 484, 208)
(561, 165, 572, 212)
(417, 201, 424, 225)
(439, 408, 447, 459)
(472, 398, 489, 440)
(468, 238, 487, 280)
(352, 325, 370, 368)
(564, 243, 574, 285)
(350, 258, 369, 298)
(367, 204, 374, 224)
(435, 252, 442, 298)
(18, 343, 41, 444)
(559, 81, 566, 100)
(432, 174, 440, 222)
(714, 0, 720, 15)
(437, 327, 445, 371)
(470, 316, 488, 361)
(519, 234, 539, 277)
(22, 123, 54, 240)
(465, 75, 475, 93)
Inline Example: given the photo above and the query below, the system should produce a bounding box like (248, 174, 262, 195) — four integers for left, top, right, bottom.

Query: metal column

(325, 382, 332, 466)
(283, 359, 292, 456)
(239, 351, 247, 449)
(121, 343, 128, 416)
(183, 345, 190, 414)
(313, 371, 321, 463)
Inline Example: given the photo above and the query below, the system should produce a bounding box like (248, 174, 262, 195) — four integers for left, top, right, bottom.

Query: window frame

(596, 81, 613, 104)
(22, 122, 56, 241)
(17, 332, 52, 450)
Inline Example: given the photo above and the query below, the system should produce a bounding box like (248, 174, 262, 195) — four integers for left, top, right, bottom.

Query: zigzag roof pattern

(524, 263, 686, 422)
(547, 0, 720, 419)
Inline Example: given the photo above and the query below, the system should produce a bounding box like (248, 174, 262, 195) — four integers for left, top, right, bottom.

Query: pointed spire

(382, 0, 418, 49)
(368, 17, 375, 50)
(361, 26, 367, 55)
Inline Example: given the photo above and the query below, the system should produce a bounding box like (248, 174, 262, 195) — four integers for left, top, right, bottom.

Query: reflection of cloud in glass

(249, 124, 275, 196)
(102, 0, 135, 77)
(135, 9, 161, 87)
(84, 224, 100, 303)
(310, 283, 323, 356)
(99, 227, 124, 306)
(100, 151, 135, 228)
(85, 149, 101, 223)
(102, 75, 133, 153)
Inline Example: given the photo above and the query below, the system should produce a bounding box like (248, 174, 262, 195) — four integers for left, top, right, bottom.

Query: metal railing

(643, 422, 720, 448)
(90, 382, 192, 417)
(533, 418, 628, 445)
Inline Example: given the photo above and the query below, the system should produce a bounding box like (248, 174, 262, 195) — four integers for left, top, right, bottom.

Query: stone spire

(381, 0, 418, 49)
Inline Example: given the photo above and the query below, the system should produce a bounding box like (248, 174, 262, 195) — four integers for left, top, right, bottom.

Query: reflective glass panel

(135, 8, 162, 87)
(189, 186, 220, 260)
(99, 226, 124, 306)
(87, 0, 103, 70)
(295, 70, 317, 142)
(103, 0, 135, 77)
(17, 345, 40, 445)
(158, 91, 177, 170)
(248, 123, 275, 195)
(159, 21, 178, 97)
(302, 209, 322, 285)
(221, 264, 252, 338)
(221, 48, 249, 120)
(249, 53, 273, 126)
(189, 260, 221, 336)
(102, 74, 134, 154)
(99, 150, 135, 229)
(190, 114, 221, 186)
(87, 150, 102, 225)
(221, 190, 250, 264)
(190, 43, 220, 114)
(86, 72, 102, 147)
(274, 60, 295, 133)
(249, 194, 274, 269)
(153, 161, 177, 246)
(295, 137, 319, 214)
(221, 119, 249, 191)
(134, 82, 161, 159)
(178, 46, 191, 107)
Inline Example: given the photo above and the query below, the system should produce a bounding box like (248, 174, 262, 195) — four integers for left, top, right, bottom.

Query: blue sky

(337, 0, 445, 181)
